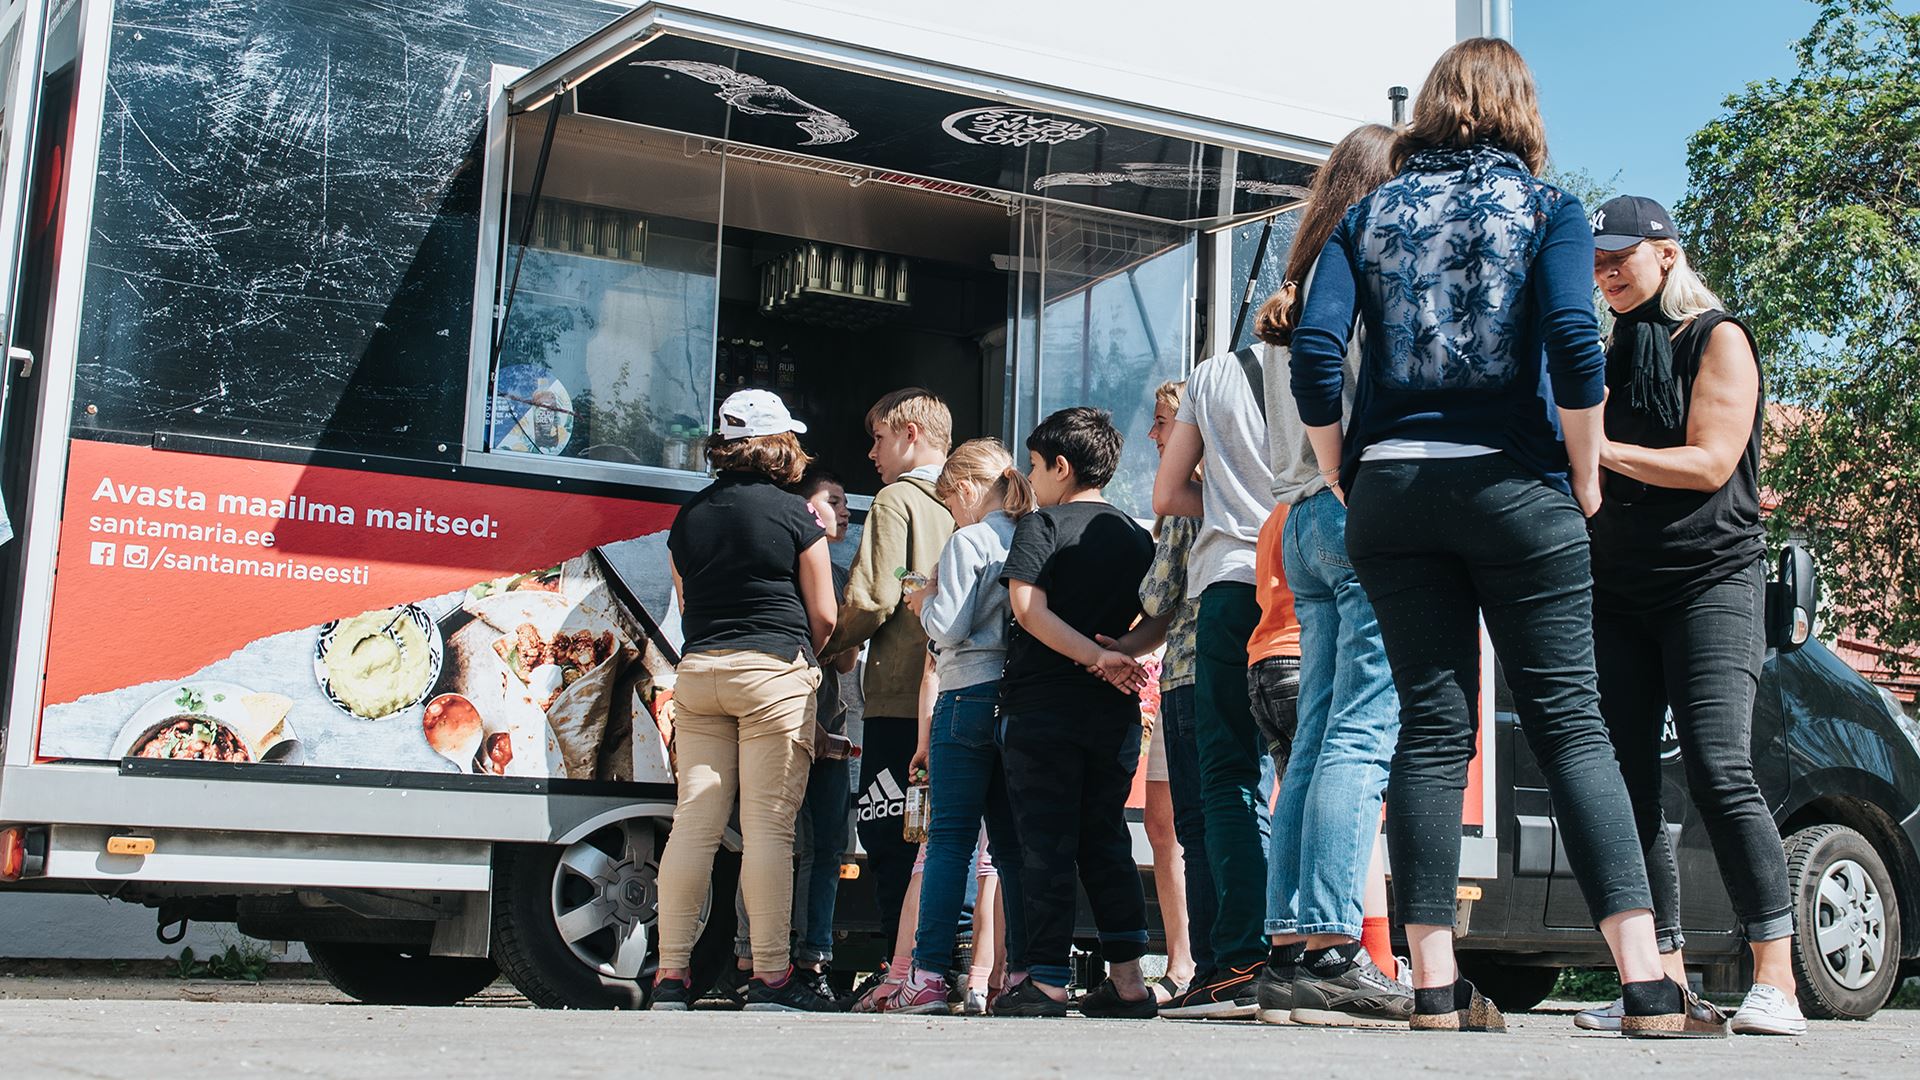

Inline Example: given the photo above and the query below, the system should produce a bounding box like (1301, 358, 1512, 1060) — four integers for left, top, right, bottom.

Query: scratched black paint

(74, 0, 628, 458)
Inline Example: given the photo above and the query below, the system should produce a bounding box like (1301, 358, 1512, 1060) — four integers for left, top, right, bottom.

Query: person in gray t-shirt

(1151, 349, 1278, 1009)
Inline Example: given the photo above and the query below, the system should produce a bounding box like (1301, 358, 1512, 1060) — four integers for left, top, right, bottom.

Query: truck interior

(481, 16, 1317, 513)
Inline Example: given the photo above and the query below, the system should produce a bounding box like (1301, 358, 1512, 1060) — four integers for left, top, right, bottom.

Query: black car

(1457, 548, 1920, 1019)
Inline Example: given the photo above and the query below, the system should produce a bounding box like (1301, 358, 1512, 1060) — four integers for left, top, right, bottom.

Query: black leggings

(1346, 456, 1652, 928)
(1595, 559, 1794, 945)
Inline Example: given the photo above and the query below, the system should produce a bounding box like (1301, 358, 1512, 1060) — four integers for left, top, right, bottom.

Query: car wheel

(1784, 823, 1903, 1020)
(306, 941, 500, 1006)
(1454, 954, 1561, 1013)
(491, 818, 739, 1009)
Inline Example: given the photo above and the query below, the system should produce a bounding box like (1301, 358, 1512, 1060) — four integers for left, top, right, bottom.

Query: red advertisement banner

(35, 440, 680, 779)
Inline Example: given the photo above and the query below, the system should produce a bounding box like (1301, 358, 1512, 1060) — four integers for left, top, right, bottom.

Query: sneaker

(1729, 984, 1806, 1036)
(879, 970, 952, 1015)
(1077, 978, 1159, 1019)
(1409, 979, 1506, 1033)
(709, 964, 751, 1009)
(991, 978, 1069, 1018)
(1159, 962, 1261, 1020)
(1290, 951, 1414, 1028)
(1254, 964, 1294, 1025)
(650, 975, 692, 1012)
(839, 967, 890, 1011)
(802, 967, 837, 1006)
(963, 986, 991, 1015)
(848, 978, 901, 1014)
(1573, 998, 1624, 1033)
(1621, 981, 1728, 1039)
(988, 972, 1029, 1013)
(744, 967, 840, 1012)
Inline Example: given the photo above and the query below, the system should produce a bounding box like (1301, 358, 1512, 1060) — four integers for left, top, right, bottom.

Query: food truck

(0, 0, 1479, 1006)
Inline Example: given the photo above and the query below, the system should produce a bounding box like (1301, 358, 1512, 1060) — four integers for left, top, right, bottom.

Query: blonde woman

(1289, 39, 1719, 1036)
(1140, 379, 1208, 997)
(1579, 197, 1801, 1036)
(652, 389, 838, 1012)
(882, 439, 1037, 1013)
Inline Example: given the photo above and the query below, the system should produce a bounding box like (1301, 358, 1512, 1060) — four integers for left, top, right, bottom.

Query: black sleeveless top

(1588, 310, 1765, 614)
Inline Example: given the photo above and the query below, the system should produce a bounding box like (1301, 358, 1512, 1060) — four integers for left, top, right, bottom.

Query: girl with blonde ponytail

(873, 438, 1033, 1013)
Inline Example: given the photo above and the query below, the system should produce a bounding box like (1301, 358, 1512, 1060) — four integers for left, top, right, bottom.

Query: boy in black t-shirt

(993, 407, 1165, 1019)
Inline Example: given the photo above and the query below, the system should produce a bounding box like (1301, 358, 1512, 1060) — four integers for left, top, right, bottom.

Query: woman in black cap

(1583, 195, 1804, 1036)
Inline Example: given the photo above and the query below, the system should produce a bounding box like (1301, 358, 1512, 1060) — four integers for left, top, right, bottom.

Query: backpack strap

(1233, 346, 1267, 421)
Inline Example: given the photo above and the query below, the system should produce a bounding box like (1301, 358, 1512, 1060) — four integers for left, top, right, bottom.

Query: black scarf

(1608, 298, 1684, 430)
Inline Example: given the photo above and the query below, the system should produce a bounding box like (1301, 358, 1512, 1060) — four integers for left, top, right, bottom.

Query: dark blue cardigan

(1288, 147, 1607, 493)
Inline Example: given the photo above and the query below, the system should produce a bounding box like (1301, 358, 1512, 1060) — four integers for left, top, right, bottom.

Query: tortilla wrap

(446, 618, 563, 778)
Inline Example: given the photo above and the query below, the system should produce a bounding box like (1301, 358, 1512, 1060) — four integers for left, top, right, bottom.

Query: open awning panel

(528, 28, 1314, 224)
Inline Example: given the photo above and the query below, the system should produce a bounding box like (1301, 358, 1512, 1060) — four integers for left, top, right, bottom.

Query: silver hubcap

(550, 819, 660, 981)
(1814, 857, 1885, 991)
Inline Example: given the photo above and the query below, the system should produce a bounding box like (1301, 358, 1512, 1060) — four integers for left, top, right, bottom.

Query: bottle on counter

(750, 340, 772, 386)
(776, 345, 797, 390)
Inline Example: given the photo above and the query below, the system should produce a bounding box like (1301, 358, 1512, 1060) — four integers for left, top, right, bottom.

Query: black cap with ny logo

(1589, 194, 1676, 252)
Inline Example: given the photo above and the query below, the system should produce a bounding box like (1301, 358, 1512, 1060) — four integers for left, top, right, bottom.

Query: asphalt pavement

(2, 977, 1915, 1079)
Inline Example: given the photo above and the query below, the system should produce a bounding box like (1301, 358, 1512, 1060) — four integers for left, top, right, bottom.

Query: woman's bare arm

(1600, 322, 1759, 493)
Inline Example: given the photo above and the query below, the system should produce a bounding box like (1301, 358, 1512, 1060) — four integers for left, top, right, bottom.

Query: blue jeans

(1266, 489, 1400, 939)
(911, 683, 1028, 975)
(1158, 684, 1216, 975)
(794, 742, 852, 965)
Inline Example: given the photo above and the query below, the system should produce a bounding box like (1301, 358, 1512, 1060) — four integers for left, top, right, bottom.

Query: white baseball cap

(717, 388, 808, 440)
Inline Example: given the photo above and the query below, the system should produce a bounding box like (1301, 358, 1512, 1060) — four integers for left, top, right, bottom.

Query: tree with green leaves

(1680, 0, 1920, 656)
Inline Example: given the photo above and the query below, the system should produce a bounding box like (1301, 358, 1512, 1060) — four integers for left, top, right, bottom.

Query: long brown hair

(1253, 124, 1397, 347)
(1392, 37, 1548, 174)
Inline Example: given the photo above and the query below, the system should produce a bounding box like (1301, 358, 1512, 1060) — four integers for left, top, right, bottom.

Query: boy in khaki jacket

(824, 388, 953, 973)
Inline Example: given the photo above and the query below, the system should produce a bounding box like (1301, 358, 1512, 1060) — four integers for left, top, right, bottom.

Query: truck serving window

(469, 15, 1318, 508)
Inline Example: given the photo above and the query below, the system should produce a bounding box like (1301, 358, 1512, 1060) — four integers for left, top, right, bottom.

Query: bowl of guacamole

(313, 604, 444, 720)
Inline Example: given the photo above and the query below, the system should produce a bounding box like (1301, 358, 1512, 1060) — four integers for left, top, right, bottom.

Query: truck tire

(306, 941, 499, 1006)
(1454, 955, 1560, 1013)
(1785, 824, 1902, 1019)
(490, 817, 739, 1009)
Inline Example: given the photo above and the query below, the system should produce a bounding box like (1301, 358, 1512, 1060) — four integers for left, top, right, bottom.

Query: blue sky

(1515, 0, 1833, 210)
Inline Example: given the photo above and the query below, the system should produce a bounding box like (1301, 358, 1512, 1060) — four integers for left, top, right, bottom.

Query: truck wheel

(491, 818, 740, 1009)
(1454, 955, 1560, 1013)
(1785, 824, 1902, 1019)
(306, 941, 499, 1006)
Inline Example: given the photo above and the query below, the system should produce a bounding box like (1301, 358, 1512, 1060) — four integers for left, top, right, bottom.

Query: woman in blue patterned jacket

(1287, 38, 1725, 1039)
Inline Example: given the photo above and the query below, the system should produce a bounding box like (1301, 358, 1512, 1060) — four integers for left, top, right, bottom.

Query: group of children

(654, 378, 1200, 1016)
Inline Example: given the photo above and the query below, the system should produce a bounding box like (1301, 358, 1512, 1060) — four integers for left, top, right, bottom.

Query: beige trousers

(656, 649, 819, 974)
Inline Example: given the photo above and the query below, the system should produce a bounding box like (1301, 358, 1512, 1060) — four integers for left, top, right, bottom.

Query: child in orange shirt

(1246, 505, 1302, 760)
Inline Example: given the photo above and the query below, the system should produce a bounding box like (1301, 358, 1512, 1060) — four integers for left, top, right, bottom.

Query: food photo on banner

(33, 439, 683, 786)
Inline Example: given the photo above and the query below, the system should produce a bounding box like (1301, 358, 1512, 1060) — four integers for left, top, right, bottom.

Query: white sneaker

(963, 987, 989, 1015)
(1573, 997, 1623, 1032)
(1730, 984, 1807, 1036)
